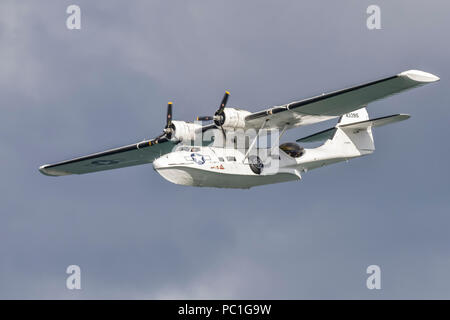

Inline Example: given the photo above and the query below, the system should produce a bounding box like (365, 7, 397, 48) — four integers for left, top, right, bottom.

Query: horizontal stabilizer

(339, 114, 410, 130)
(296, 114, 410, 143)
(296, 127, 337, 143)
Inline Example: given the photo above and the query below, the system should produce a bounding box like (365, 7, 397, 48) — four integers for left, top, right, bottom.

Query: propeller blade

(196, 116, 214, 121)
(166, 102, 173, 127)
(217, 91, 229, 114)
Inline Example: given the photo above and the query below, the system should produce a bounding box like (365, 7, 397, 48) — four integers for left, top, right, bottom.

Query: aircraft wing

(39, 137, 177, 176)
(244, 70, 439, 130)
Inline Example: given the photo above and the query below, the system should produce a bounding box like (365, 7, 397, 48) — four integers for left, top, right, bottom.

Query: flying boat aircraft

(39, 70, 439, 188)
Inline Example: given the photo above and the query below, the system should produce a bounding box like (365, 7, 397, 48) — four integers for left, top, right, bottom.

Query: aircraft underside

(154, 165, 300, 189)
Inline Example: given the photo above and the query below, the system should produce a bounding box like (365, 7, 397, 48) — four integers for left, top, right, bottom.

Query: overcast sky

(1, 0, 449, 299)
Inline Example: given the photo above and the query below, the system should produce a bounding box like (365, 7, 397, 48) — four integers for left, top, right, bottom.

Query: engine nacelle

(171, 120, 202, 142)
(220, 108, 251, 129)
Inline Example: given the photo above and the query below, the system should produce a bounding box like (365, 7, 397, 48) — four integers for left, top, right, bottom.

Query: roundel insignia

(91, 159, 120, 166)
(191, 153, 205, 165)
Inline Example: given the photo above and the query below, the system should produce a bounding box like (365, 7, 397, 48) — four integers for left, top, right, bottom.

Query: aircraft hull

(154, 165, 299, 189)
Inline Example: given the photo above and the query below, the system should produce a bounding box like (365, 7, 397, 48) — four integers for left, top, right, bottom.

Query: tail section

(337, 107, 369, 126)
(335, 107, 374, 154)
(297, 107, 410, 156)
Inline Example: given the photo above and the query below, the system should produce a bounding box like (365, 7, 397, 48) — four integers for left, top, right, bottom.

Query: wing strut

(243, 119, 269, 162)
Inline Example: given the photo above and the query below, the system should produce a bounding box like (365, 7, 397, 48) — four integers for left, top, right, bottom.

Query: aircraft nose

(153, 157, 164, 170)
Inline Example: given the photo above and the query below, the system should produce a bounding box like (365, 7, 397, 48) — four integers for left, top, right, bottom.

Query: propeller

(196, 91, 229, 123)
(215, 91, 229, 140)
(215, 91, 230, 123)
(166, 101, 173, 128)
(153, 102, 175, 143)
(162, 101, 175, 139)
(196, 91, 230, 140)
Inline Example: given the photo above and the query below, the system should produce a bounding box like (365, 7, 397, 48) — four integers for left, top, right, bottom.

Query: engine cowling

(217, 108, 251, 129)
(171, 120, 202, 142)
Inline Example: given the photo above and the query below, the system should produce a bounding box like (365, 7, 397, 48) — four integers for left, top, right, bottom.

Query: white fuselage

(152, 139, 370, 189)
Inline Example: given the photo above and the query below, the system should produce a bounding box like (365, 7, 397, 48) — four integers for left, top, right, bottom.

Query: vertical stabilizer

(337, 106, 369, 125)
(334, 107, 375, 154)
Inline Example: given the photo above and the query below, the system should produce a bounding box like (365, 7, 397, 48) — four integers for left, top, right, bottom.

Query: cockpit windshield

(279, 142, 305, 158)
(177, 146, 200, 152)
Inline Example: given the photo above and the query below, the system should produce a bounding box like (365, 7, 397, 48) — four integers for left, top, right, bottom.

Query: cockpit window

(177, 146, 202, 152)
(279, 142, 305, 158)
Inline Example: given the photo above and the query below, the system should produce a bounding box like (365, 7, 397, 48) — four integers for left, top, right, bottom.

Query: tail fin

(337, 107, 369, 126)
(297, 109, 410, 155)
(335, 107, 375, 154)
